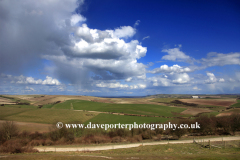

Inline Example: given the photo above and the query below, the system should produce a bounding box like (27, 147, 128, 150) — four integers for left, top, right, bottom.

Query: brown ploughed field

(179, 98, 237, 107)
(181, 107, 213, 115)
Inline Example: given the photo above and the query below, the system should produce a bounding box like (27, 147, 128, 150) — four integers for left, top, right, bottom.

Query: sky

(0, 0, 240, 96)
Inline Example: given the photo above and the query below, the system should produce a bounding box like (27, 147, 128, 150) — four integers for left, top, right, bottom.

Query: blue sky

(0, 0, 240, 96)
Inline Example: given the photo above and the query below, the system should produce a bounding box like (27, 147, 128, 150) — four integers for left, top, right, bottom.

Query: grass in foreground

(1, 142, 239, 160)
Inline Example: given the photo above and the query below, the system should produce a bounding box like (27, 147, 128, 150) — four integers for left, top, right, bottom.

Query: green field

(198, 105, 225, 111)
(84, 113, 170, 124)
(5, 104, 38, 109)
(52, 100, 74, 109)
(52, 100, 187, 117)
(0, 106, 32, 119)
(200, 111, 219, 117)
(42, 104, 55, 108)
(3, 97, 235, 127)
(0, 99, 181, 125)
(0, 106, 97, 124)
(0, 105, 172, 125)
(224, 108, 240, 114)
(230, 100, 240, 108)
(150, 98, 179, 103)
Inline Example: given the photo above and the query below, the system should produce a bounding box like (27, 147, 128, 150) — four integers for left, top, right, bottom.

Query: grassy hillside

(0, 95, 30, 104)
(84, 113, 170, 124)
(0, 105, 173, 125)
(0, 105, 98, 124)
(0, 99, 180, 125)
(52, 100, 187, 117)
(150, 98, 179, 103)
(0, 106, 32, 119)
(198, 105, 225, 112)
(230, 99, 240, 108)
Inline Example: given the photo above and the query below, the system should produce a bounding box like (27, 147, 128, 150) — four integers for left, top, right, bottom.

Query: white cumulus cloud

(70, 14, 86, 26)
(205, 72, 225, 84)
(149, 64, 191, 74)
(205, 72, 217, 83)
(193, 86, 201, 90)
(42, 76, 61, 85)
(96, 82, 146, 89)
(162, 48, 191, 62)
(219, 78, 225, 82)
(112, 26, 136, 38)
(5, 74, 61, 86)
(201, 52, 240, 68)
(172, 73, 190, 84)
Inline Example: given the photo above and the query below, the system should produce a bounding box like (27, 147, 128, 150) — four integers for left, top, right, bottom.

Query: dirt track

(35, 136, 240, 152)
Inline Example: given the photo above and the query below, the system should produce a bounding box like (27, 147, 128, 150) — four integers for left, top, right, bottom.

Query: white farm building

(192, 96, 199, 99)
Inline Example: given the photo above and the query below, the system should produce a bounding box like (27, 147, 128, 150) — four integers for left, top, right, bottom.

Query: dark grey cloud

(0, 0, 79, 74)
(0, 0, 148, 88)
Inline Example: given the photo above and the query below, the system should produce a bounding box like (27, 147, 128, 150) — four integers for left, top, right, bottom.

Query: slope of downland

(84, 113, 171, 124)
(0, 105, 98, 124)
(53, 100, 187, 118)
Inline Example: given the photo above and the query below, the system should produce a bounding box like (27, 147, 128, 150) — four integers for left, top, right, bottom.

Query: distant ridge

(96, 96, 147, 98)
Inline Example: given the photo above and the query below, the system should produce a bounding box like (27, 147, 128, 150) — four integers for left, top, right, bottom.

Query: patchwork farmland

(0, 94, 239, 133)
(0, 94, 240, 158)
